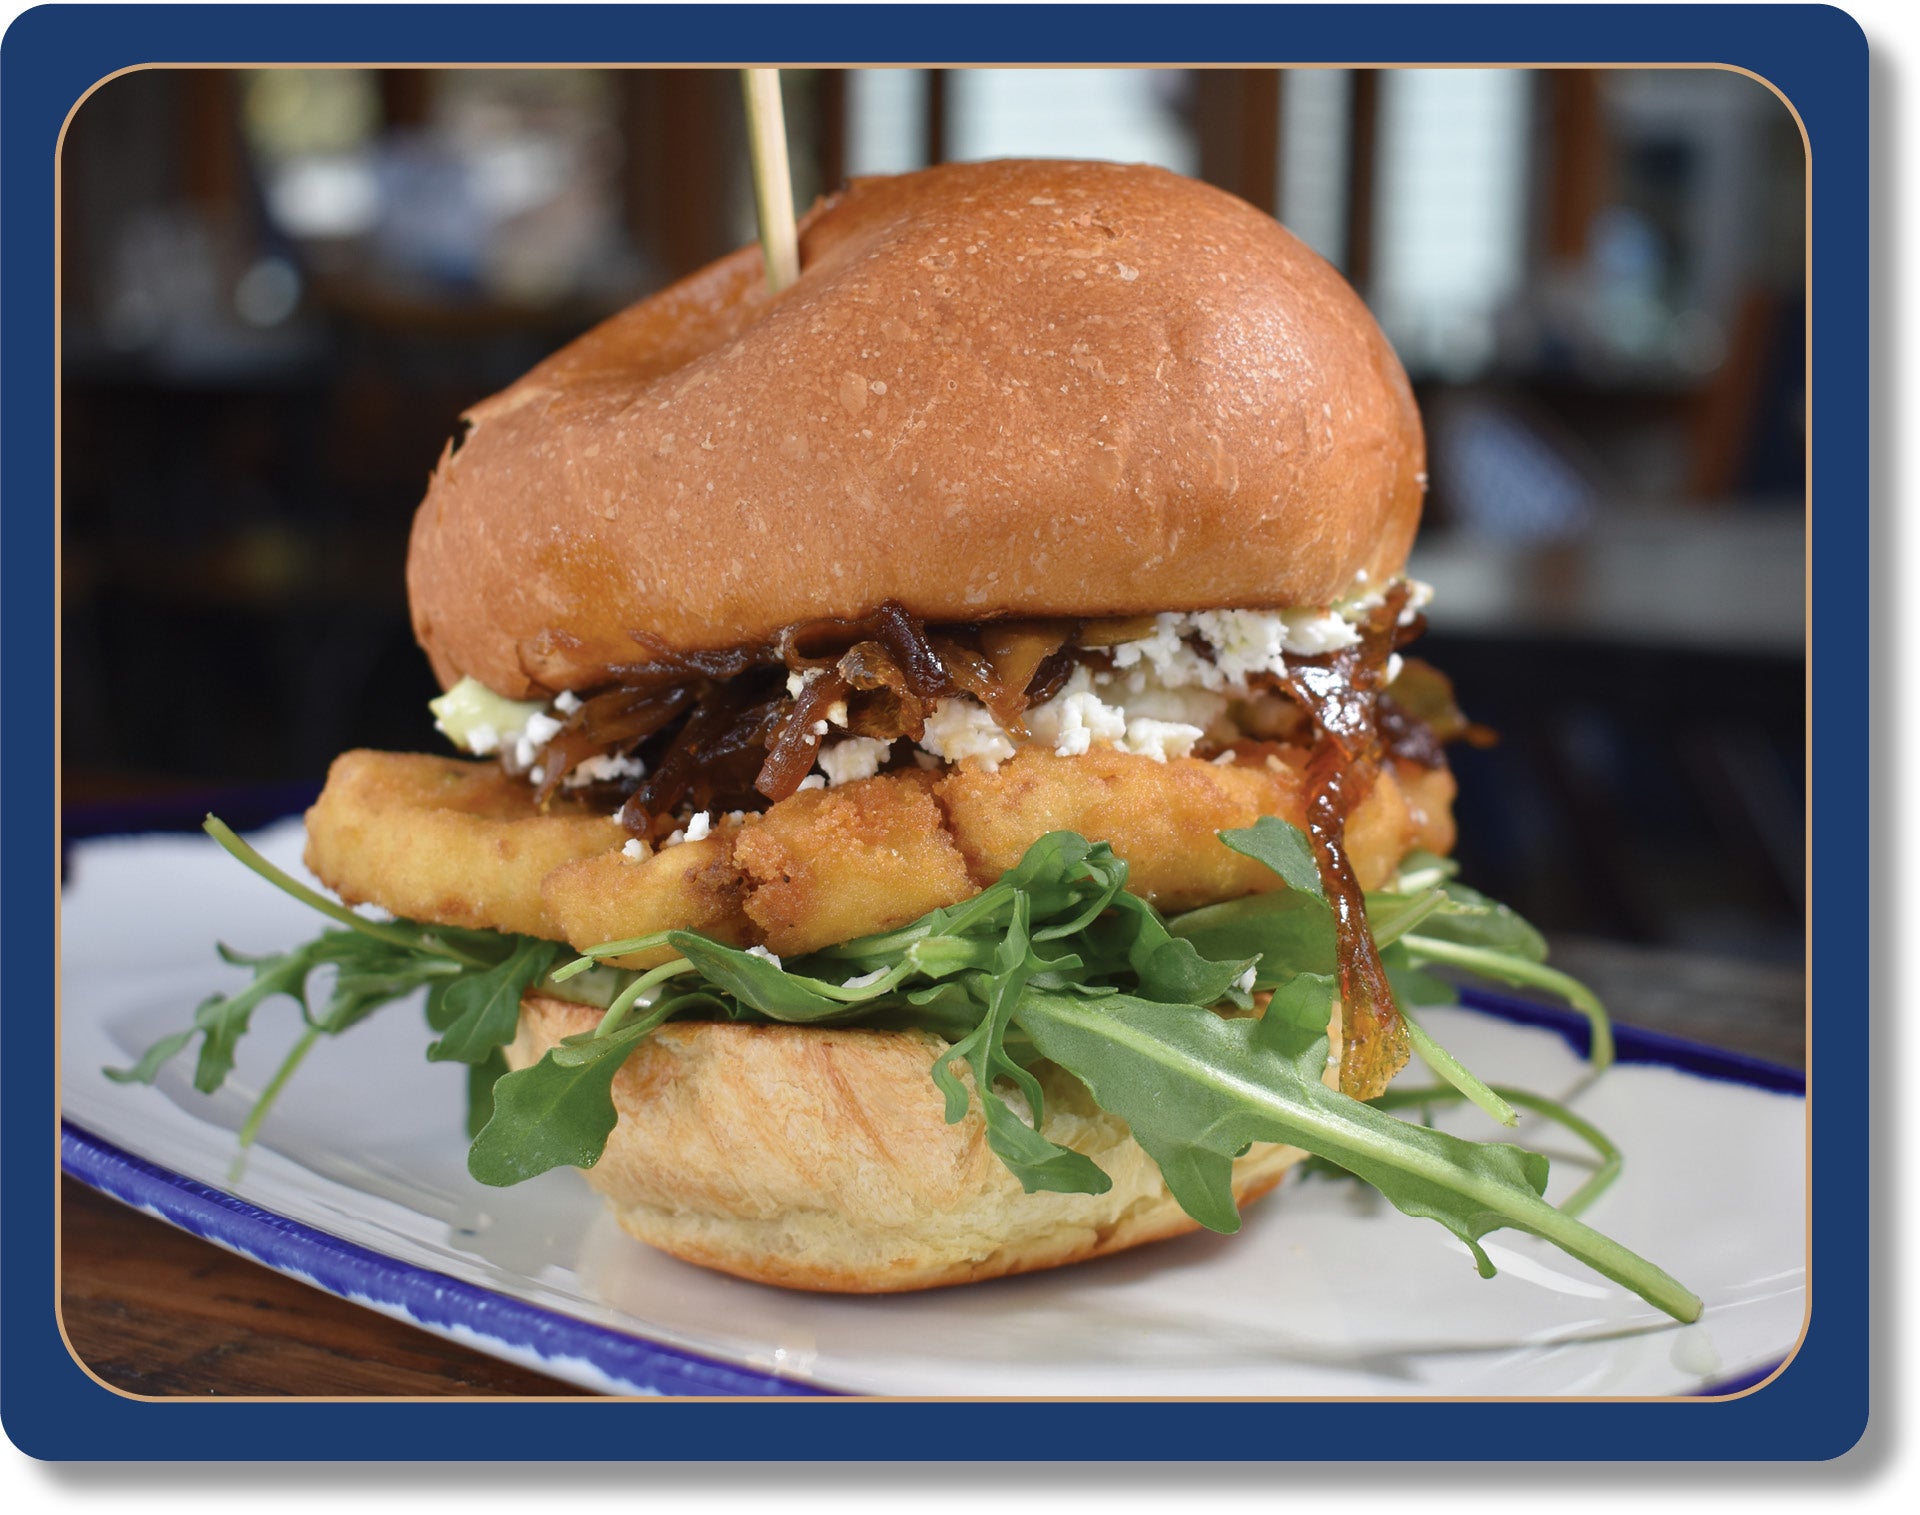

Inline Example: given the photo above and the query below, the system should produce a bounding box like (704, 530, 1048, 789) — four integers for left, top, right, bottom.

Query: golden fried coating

(731, 770, 979, 955)
(1348, 755, 1457, 885)
(303, 751, 624, 940)
(939, 746, 1453, 904)
(938, 748, 1293, 910)
(540, 833, 753, 969)
(303, 747, 1455, 955)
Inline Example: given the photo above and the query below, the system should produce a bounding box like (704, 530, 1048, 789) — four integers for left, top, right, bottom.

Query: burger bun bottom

(508, 991, 1334, 1292)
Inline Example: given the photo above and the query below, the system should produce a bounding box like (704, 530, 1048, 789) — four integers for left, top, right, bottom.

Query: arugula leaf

(112, 817, 550, 1145)
(467, 1049, 509, 1140)
(194, 943, 324, 1090)
(1380, 941, 1460, 1010)
(427, 938, 559, 1063)
(1399, 1003, 1521, 1127)
(1390, 850, 1459, 894)
(1252, 972, 1339, 1067)
(1096, 891, 1258, 1005)
(467, 1029, 644, 1185)
(104, 1027, 197, 1086)
(1399, 933, 1616, 1069)
(930, 895, 1111, 1197)
(1368, 1084, 1625, 1220)
(1218, 816, 1325, 898)
(1014, 988, 1699, 1321)
(468, 1006, 675, 1185)
(1404, 882, 1549, 960)
(1167, 891, 1336, 989)
(667, 932, 952, 1017)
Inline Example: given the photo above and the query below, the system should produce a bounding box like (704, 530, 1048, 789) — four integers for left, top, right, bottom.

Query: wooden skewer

(740, 68, 800, 293)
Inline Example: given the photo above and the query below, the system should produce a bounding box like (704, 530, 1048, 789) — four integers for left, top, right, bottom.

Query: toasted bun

(409, 159, 1425, 697)
(510, 992, 1331, 1291)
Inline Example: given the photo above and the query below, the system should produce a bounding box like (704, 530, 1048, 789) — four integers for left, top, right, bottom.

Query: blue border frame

(7, 2, 1862, 1461)
(55, 989, 1804, 1402)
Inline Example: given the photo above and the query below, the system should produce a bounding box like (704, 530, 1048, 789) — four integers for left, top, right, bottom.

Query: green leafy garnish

(1366, 1084, 1625, 1220)
(1217, 814, 1326, 898)
(113, 810, 1698, 1323)
(107, 820, 537, 1143)
(1008, 988, 1696, 1319)
(427, 938, 559, 1064)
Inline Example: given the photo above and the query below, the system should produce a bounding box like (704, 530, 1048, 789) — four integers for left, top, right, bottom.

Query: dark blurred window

(242, 69, 640, 309)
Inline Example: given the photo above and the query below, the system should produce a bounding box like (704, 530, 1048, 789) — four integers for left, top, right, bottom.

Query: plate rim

(59, 1123, 831, 1399)
(60, 988, 1803, 1400)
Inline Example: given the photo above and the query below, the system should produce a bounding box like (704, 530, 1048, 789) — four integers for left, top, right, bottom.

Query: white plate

(59, 821, 1807, 1397)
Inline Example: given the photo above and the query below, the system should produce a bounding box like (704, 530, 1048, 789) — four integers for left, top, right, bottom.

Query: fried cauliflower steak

(303, 747, 1455, 957)
(303, 751, 624, 941)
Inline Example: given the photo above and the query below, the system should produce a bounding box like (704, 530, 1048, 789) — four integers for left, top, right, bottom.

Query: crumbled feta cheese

(817, 737, 892, 787)
(1385, 653, 1405, 686)
(1107, 613, 1226, 691)
(528, 765, 546, 787)
(511, 712, 563, 769)
(796, 774, 827, 791)
(659, 811, 712, 849)
(621, 837, 647, 860)
(1212, 750, 1239, 766)
(810, 719, 830, 736)
(1111, 680, 1230, 735)
(746, 944, 783, 968)
(1022, 667, 1204, 762)
(724, 810, 748, 825)
(563, 752, 646, 788)
(553, 690, 582, 715)
(786, 667, 823, 698)
(464, 722, 502, 757)
(840, 967, 889, 989)
(1094, 573, 1424, 697)
(824, 700, 849, 728)
(1278, 608, 1361, 655)
(1121, 716, 1204, 762)
(1034, 685, 1126, 757)
(1191, 608, 1289, 683)
(1234, 966, 1258, 994)
(919, 697, 1017, 770)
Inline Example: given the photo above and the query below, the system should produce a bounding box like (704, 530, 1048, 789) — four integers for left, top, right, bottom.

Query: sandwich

(119, 160, 1699, 1320)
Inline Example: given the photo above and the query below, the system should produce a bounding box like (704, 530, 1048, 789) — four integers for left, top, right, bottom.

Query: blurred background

(60, 67, 1806, 1048)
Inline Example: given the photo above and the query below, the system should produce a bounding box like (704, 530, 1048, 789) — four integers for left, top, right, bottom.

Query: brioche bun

(409, 159, 1425, 698)
(510, 991, 1337, 1291)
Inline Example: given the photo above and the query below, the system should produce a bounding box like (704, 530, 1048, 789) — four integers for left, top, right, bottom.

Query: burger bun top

(407, 159, 1425, 697)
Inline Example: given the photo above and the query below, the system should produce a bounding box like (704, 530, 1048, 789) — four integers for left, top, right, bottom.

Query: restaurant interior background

(59, 66, 1807, 1056)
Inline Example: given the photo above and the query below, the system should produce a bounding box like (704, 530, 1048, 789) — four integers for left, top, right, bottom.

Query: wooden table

(60, 941, 1804, 1398)
(60, 1177, 577, 1397)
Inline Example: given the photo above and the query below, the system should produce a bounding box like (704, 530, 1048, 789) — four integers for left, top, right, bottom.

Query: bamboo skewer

(740, 68, 801, 293)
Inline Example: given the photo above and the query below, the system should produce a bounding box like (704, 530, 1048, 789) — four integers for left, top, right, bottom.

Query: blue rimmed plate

(59, 823, 1806, 1398)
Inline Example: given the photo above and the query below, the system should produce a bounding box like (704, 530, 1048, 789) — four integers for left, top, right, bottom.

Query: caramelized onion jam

(469, 581, 1484, 849)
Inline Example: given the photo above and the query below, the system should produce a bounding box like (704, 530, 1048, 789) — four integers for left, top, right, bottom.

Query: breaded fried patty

(303, 747, 1454, 960)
